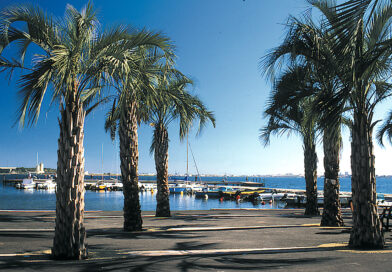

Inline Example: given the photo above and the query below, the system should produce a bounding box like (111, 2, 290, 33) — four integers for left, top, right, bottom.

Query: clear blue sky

(1, 0, 392, 176)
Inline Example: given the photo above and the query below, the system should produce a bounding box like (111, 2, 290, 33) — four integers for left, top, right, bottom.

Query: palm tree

(104, 50, 173, 230)
(377, 110, 392, 146)
(147, 76, 215, 217)
(261, 10, 345, 222)
(0, 3, 173, 259)
(261, 66, 320, 216)
(309, 0, 392, 248)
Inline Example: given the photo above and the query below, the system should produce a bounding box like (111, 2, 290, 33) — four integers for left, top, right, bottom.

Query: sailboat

(169, 134, 203, 194)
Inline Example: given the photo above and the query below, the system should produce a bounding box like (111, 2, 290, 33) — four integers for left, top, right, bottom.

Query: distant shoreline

(2, 172, 392, 179)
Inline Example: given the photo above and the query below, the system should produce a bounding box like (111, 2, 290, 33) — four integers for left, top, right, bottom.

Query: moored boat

(20, 178, 36, 189)
(40, 179, 56, 190)
(195, 186, 234, 198)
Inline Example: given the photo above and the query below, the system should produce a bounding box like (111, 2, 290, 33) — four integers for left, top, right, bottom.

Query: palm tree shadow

(0, 214, 54, 223)
(176, 255, 336, 271)
(172, 241, 219, 250)
(87, 227, 207, 240)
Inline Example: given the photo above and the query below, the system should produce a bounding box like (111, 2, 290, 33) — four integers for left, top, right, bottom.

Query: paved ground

(0, 208, 391, 271)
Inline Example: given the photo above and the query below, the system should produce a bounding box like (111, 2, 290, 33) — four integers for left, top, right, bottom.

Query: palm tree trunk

(154, 123, 171, 217)
(349, 111, 384, 248)
(304, 140, 319, 216)
(120, 99, 142, 231)
(52, 93, 87, 260)
(321, 127, 344, 226)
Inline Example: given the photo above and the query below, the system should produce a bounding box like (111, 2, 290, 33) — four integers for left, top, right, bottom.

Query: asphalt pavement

(0, 208, 391, 271)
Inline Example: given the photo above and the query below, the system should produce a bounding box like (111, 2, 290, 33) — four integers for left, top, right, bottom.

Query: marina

(2, 174, 392, 211)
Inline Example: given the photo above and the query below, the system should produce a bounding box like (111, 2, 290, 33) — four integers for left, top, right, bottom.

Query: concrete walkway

(0, 209, 391, 271)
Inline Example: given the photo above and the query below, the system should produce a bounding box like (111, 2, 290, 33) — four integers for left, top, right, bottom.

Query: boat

(92, 181, 107, 190)
(105, 181, 123, 191)
(20, 178, 36, 189)
(168, 178, 204, 194)
(138, 182, 157, 192)
(36, 179, 56, 190)
(195, 186, 235, 198)
(42, 179, 56, 190)
(283, 193, 352, 207)
(168, 136, 205, 195)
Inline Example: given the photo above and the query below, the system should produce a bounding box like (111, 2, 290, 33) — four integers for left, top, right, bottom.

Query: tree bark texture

(154, 124, 171, 217)
(321, 128, 344, 226)
(349, 111, 384, 248)
(52, 93, 87, 260)
(304, 140, 319, 216)
(120, 99, 143, 231)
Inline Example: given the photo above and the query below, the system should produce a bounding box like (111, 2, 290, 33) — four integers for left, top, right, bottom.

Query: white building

(36, 163, 44, 174)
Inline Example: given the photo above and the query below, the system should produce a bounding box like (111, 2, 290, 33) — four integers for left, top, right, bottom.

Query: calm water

(0, 175, 391, 211)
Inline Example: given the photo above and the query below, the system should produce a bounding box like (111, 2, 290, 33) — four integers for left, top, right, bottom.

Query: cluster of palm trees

(261, 0, 392, 249)
(0, 3, 214, 259)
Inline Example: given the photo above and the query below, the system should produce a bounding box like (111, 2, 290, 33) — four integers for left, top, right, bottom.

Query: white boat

(42, 179, 56, 190)
(20, 178, 36, 189)
(139, 182, 156, 191)
(105, 181, 123, 191)
(258, 192, 297, 201)
(168, 137, 204, 194)
(284, 193, 352, 206)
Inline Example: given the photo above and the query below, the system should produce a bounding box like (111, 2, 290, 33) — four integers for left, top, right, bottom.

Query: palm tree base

(123, 225, 142, 232)
(156, 208, 171, 217)
(51, 249, 88, 260)
(123, 205, 143, 231)
(320, 215, 344, 227)
(349, 232, 384, 249)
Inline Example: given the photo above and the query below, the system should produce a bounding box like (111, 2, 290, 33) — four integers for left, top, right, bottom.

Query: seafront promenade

(0, 209, 391, 271)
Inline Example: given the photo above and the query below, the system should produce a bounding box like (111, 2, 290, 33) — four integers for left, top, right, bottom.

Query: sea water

(0, 175, 391, 211)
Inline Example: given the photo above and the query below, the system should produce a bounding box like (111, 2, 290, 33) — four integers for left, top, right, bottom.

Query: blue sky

(0, 0, 392, 176)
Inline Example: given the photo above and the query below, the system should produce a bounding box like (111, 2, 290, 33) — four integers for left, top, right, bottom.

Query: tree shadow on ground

(0, 244, 342, 271)
(279, 213, 321, 219)
(172, 241, 220, 250)
(0, 232, 50, 239)
(0, 214, 54, 223)
(86, 227, 207, 240)
(315, 230, 350, 235)
(167, 213, 268, 223)
(76, 254, 335, 272)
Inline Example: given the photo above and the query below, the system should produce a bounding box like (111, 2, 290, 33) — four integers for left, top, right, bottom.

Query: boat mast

(186, 133, 189, 178)
(101, 143, 104, 182)
(188, 142, 201, 182)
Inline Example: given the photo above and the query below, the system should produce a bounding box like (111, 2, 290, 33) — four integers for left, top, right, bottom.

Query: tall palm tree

(377, 110, 392, 146)
(309, 0, 392, 248)
(147, 76, 215, 217)
(0, 3, 172, 259)
(261, 10, 345, 222)
(104, 50, 173, 230)
(261, 66, 320, 216)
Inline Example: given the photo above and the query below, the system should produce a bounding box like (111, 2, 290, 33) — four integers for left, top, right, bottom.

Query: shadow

(0, 233, 50, 239)
(280, 213, 321, 219)
(87, 227, 207, 240)
(0, 214, 54, 223)
(0, 245, 342, 271)
(176, 255, 335, 271)
(166, 213, 267, 223)
(172, 241, 220, 251)
(314, 231, 348, 235)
